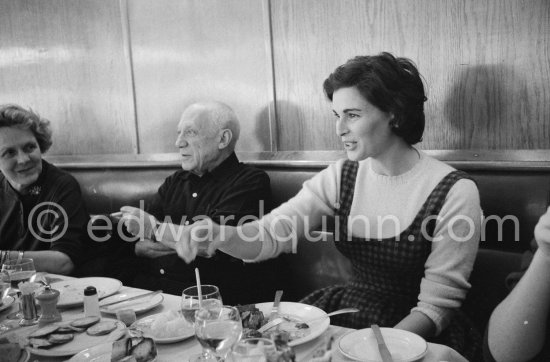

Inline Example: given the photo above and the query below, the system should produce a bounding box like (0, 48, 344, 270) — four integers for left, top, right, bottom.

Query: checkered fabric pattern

(301, 160, 481, 361)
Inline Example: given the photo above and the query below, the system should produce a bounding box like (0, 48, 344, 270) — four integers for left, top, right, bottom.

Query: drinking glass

(0, 270, 10, 299)
(232, 338, 277, 362)
(1, 258, 36, 320)
(0, 270, 12, 333)
(181, 285, 222, 324)
(192, 305, 243, 362)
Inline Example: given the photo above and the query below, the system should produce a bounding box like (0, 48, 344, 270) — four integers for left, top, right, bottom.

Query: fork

(287, 307, 359, 327)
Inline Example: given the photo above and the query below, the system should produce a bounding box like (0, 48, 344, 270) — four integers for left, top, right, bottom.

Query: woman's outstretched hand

(174, 218, 222, 263)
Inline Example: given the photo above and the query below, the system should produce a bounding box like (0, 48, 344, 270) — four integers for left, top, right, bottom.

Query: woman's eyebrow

(342, 108, 362, 113)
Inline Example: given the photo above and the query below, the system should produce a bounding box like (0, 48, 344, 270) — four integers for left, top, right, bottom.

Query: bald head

(175, 101, 240, 175)
(181, 101, 240, 151)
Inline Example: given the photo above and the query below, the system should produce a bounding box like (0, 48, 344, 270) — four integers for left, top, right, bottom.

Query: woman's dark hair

(0, 104, 53, 152)
(323, 52, 427, 144)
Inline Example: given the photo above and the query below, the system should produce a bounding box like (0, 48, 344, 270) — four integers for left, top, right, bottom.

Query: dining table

(0, 274, 468, 362)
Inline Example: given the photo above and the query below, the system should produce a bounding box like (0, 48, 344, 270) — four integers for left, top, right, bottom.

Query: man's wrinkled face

(175, 108, 221, 175)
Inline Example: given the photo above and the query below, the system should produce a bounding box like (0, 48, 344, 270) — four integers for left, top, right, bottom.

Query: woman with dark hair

(0, 104, 89, 274)
(173, 53, 482, 358)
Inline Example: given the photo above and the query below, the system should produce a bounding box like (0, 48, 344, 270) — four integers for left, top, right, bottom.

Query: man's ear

(218, 129, 232, 149)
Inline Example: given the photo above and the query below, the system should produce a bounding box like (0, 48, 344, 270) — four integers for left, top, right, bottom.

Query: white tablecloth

(1, 279, 468, 362)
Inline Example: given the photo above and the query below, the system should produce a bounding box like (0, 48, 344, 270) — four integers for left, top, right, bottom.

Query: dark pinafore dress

(301, 160, 481, 361)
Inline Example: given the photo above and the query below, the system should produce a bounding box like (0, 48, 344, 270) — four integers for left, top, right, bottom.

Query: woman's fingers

(175, 218, 216, 263)
(175, 232, 198, 264)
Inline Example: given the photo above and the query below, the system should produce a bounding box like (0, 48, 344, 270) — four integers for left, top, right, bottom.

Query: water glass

(232, 338, 277, 362)
(192, 305, 243, 362)
(181, 285, 222, 324)
(2, 258, 36, 320)
(2, 258, 36, 291)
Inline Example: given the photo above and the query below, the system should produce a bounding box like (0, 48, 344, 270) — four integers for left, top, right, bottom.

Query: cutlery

(268, 290, 283, 321)
(292, 307, 359, 327)
(371, 324, 394, 362)
(258, 307, 359, 333)
(99, 290, 162, 308)
(258, 317, 283, 333)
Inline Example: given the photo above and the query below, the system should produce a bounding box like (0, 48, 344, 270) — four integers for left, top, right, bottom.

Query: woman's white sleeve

(411, 179, 481, 335)
(242, 162, 340, 262)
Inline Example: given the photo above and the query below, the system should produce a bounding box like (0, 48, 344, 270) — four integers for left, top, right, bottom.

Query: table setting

(0, 264, 468, 362)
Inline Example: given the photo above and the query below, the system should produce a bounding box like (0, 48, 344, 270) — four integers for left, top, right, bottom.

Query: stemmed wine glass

(181, 284, 222, 324)
(1, 258, 36, 320)
(192, 305, 243, 362)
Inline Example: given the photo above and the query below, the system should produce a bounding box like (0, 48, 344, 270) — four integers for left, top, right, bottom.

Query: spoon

(293, 307, 359, 328)
(260, 307, 359, 332)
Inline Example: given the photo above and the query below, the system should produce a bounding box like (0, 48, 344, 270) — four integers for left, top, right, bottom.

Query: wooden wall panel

(0, 0, 136, 155)
(127, 0, 274, 153)
(0, 0, 547, 156)
(271, 0, 550, 151)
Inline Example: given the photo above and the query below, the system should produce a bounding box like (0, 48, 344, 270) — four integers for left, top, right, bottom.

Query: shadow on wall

(254, 100, 305, 151)
(443, 64, 527, 149)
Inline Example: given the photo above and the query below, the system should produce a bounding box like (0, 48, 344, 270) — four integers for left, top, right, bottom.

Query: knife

(258, 317, 283, 333)
(99, 290, 162, 308)
(268, 290, 283, 321)
(371, 324, 394, 362)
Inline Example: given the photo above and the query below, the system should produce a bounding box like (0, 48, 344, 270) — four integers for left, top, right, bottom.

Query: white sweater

(243, 151, 481, 334)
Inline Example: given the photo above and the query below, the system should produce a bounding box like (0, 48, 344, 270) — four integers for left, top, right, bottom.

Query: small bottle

(83, 286, 100, 317)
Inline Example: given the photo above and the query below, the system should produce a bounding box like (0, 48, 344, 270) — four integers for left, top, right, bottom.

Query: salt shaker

(36, 286, 61, 324)
(84, 286, 100, 317)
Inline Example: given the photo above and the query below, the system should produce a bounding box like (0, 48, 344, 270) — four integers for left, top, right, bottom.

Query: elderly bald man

(116, 101, 275, 303)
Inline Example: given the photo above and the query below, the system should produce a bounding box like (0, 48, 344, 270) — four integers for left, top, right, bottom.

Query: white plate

(132, 312, 194, 344)
(338, 327, 428, 362)
(67, 341, 112, 362)
(255, 301, 329, 347)
(50, 277, 122, 308)
(10, 318, 126, 357)
(68, 341, 158, 362)
(0, 295, 15, 313)
(99, 291, 163, 315)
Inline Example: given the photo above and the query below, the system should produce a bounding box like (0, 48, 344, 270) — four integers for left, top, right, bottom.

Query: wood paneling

(270, 0, 550, 150)
(0, 0, 548, 155)
(127, 0, 274, 153)
(0, 0, 136, 155)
